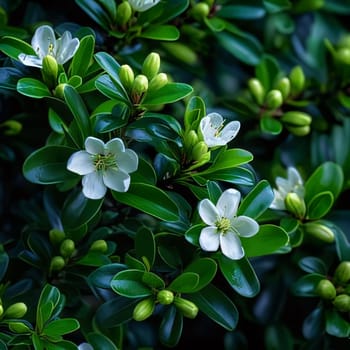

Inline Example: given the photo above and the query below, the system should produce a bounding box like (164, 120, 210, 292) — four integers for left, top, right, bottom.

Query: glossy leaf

(303, 306, 325, 339)
(43, 318, 80, 337)
(292, 273, 324, 297)
(86, 332, 119, 350)
(260, 116, 283, 135)
(168, 272, 199, 293)
(0, 36, 35, 60)
(0, 247, 9, 281)
(69, 34, 95, 77)
(217, 5, 265, 20)
(298, 256, 327, 275)
(325, 309, 350, 337)
(263, 0, 292, 13)
(135, 226, 156, 269)
(88, 263, 127, 289)
(75, 0, 111, 29)
(142, 83, 193, 105)
(17, 78, 51, 98)
(140, 25, 180, 41)
(306, 191, 334, 220)
(159, 306, 183, 348)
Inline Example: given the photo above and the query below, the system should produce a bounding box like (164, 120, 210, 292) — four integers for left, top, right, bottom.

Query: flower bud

(133, 298, 155, 321)
(191, 141, 209, 162)
(276, 77, 291, 100)
(0, 120, 22, 136)
(161, 42, 198, 65)
(183, 130, 199, 149)
(303, 222, 335, 243)
(60, 239, 75, 258)
(0, 304, 3, 317)
(131, 74, 149, 96)
(4, 302, 27, 319)
(50, 256, 66, 271)
(148, 73, 168, 92)
(315, 279, 336, 300)
(142, 52, 161, 80)
(157, 290, 174, 305)
(281, 111, 312, 127)
(284, 124, 311, 136)
(9, 321, 32, 333)
(289, 66, 305, 95)
(285, 192, 306, 219)
(334, 261, 350, 285)
(335, 48, 350, 65)
(265, 89, 283, 110)
(89, 239, 108, 253)
(116, 1, 132, 26)
(49, 228, 65, 245)
(42, 55, 58, 89)
(248, 78, 265, 105)
(174, 297, 198, 319)
(119, 64, 135, 91)
(192, 2, 210, 20)
(54, 83, 67, 99)
(333, 294, 350, 312)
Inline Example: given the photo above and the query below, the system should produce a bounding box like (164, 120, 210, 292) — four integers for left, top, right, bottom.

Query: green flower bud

(148, 73, 168, 92)
(281, 111, 312, 127)
(142, 52, 161, 80)
(289, 66, 305, 95)
(49, 228, 65, 245)
(285, 192, 306, 219)
(284, 124, 311, 136)
(133, 298, 155, 321)
(4, 302, 27, 319)
(183, 130, 199, 149)
(334, 261, 350, 285)
(265, 89, 283, 109)
(131, 74, 149, 96)
(161, 42, 198, 65)
(59, 239, 75, 258)
(276, 77, 291, 100)
(50, 256, 66, 271)
(116, 1, 132, 26)
(333, 294, 350, 312)
(335, 48, 350, 65)
(0, 120, 22, 136)
(248, 78, 265, 105)
(54, 83, 68, 99)
(191, 141, 209, 162)
(303, 222, 335, 243)
(315, 279, 336, 300)
(192, 2, 210, 20)
(119, 64, 135, 91)
(0, 304, 3, 317)
(42, 55, 58, 89)
(9, 321, 32, 334)
(157, 290, 174, 305)
(89, 239, 108, 253)
(174, 297, 198, 319)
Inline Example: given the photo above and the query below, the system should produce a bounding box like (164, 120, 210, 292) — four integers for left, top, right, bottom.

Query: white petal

(198, 199, 219, 225)
(216, 189, 240, 218)
(55, 31, 80, 64)
(116, 149, 138, 173)
(232, 216, 259, 237)
(78, 343, 94, 350)
(287, 167, 303, 186)
(270, 190, 286, 210)
(18, 53, 43, 68)
(85, 137, 105, 155)
(103, 168, 130, 192)
(82, 172, 106, 199)
(199, 226, 220, 252)
(206, 113, 224, 128)
(31, 25, 56, 59)
(220, 120, 240, 143)
(128, 0, 160, 11)
(105, 138, 125, 154)
(67, 151, 95, 175)
(220, 232, 244, 260)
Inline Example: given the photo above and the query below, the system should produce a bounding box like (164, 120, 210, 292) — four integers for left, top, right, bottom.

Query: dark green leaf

(159, 306, 183, 348)
(292, 273, 324, 297)
(140, 25, 180, 41)
(307, 191, 334, 220)
(142, 83, 193, 105)
(135, 226, 156, 269)
(70, 34, 95, 77)
(263, 0, 292, 13)
(303, 306, 325, 339)
(325, 309, 350, 337)
(86, 332, 119, 350)
(184, 258, 217, 292)
(0, 36, 35, 60)
(17, 78, 51, 98)
(217, 5, 265, 20)
(298, 256, 327, 275)
(75, 0, 111, 29)
(88, 263, 127, 289)
(260, 115, 283, 135)
(168, 272, 199, 293)
(43, 319, 79, 337)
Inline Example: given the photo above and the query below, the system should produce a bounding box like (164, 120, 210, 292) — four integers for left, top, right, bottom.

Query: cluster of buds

(248, 65, 312, 136)
(316, 261, 350, 313)
(119, 52, 168, 105)
(0, 299, 27, 320)
(132, 289, 198, 321)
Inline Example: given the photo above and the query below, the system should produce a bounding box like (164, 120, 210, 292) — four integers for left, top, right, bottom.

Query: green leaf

(70, 34, 95, 77)
(43, 318, 80, 337)
(0, 36, 35, 60)
(219, 256, 260, 297)
(260, 115, 283, 135)
(241, 224, 289, 257)
(263, 0, 292, 13)
(255, 55, 280, 90)
(112, 183, 179, 222)
(88, 263, 127, 289)
(142, 83, 193, 105)
(298, 256, 327, 275)
(307, 191, 334, 220)
(187, 284, 238, 331)
(140, 25, 180, 41)
(303, 306, 324, 339)
(135, 226, 156, 269)
(159, 306, 183, 348)
(184, 95, 206, 130)
(325, 309, 350, 337)
(23, 145, 79, 184)
(0, 247, 9, 281)
(75, 0, 111, 29)
(168, 272, 199, 293)
(333, 222, 350, 261)
(184, 258, 217, 292)
(86, 332, 119, 350)
(95, 74, 129, 102)
(17, 78, 51, 98)
(292, 273, 324, 297)
(217, 5, 265, 20)
(265, 324, 294, 350)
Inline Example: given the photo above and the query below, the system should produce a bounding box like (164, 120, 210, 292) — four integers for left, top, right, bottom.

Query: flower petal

(217, 188, 240, 218)
(128, 0, 161, 12)
(105, 138, 125, 154)
(85, 137, 105, 155)
(67, 151, 95, 175)
(55, 31, 80, 64)
(31, 25, 56, 59)
(220, 120, 240, 143)
(220, 231, 244, 260)
(116, 149, 139, 173)
(206, 112, 224, 128)
(288, 167, 303, 186)
(270, 189, 286, 210)
(232, 216, 259, 237)
(18, 53, 43, 68)
(198, 199, 219, 225)
(82, 172, 106, 199)
(103, 168, 130, 192)
(199, 226, 220, 252)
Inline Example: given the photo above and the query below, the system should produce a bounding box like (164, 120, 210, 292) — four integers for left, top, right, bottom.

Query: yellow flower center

(216, 217, 231, 234)
(93, 153, 117, 171)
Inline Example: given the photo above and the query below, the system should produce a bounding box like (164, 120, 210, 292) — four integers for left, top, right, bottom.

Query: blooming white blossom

(18, 25, 79, 68)
(67, 137, 138, 200)
(128, 0, 161, 12)
(199, 112, 240, 148)
(198, 189, 259, 260)
(270, 166, 304, 210)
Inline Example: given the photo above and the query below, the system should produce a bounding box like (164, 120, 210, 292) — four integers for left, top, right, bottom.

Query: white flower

(270, 167, 304, 210)
(67, 137, 138, 200)
(199, 112, 240, 148)
(128, 0, 161, 12)
(18, 25, 79, 68)
(198, 189, 259, 260)
(78, 343, 94, 350)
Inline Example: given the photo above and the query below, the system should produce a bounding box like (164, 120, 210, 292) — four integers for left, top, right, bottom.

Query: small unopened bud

(174, 297, 198, 319)
(60, 239, 75, 258)
(333, 294, 350, 312)
(334, 261, 350, 285)
(131, 74, 149, 96)
(265, 89, 283, 110)
(281, 111, 312, 127)
(191, 141, 209, 162)
(161, 42, 198, 65)
(50, 256, 66, 271)
(183, 130, 199, 149)
(148, 73, 168, 92)
(133, 298, 155, 321)
(4, 302, 27, 319)
(303, 222, 335, 243)
(248, 78, 265, 105)
(157, 290, 174, 305)
(0, 120, 22, 136)
(276, 77, 291, 100)
(49, 228, 65, 245)
(315, 279, 336, 300)
(54, 83, 68, 99)
(119, 64, 135, 91)
(116, 1, 132, 26)
(284, 124, 311, 136)
(142, 52, 161, 80)
(289, 66, 305, 96)
(336, 48, 350, 65)
(192, 2, 210, 20)
(9, 321, 32, 333)
(42, 55, 58, 89)
(285, 192, 306, 219)
(89, 239, 108, 253)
